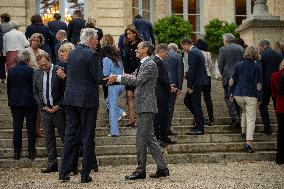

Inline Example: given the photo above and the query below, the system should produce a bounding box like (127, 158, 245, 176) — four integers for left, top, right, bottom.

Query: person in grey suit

(218, 33, 244, 128)
(165, 43, 184, 135)
(33, 52, 66, 173)
(59, 28, 103, 183)
(106, 41, 169, 180)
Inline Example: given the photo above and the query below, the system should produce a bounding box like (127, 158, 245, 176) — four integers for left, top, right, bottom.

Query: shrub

(153, 15, 193, 45)
(204, 19, 239, 54)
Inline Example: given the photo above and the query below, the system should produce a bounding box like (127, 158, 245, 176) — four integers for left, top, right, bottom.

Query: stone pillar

(237, 0, 284, 46)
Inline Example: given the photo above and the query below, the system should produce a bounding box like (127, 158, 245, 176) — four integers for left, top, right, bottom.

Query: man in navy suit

(7, 49, 37, 160)
(133, 15, 155, 44)
(258, 39, 283, 135)
(48, 13, 68, 63)
(68, 10, 85, 45)
(165, 43, 184, 135)
(181, 38, 209, 135)
(54, 30, 68, 64)
(59, 28, 103, 183)
(153, 43, 177, 146)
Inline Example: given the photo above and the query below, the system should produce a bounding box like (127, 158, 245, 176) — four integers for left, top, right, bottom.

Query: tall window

(38, 0, 85, 23)
(235, 0, 253, 25)
(132, 0, 153, 21)
(171, 0, 201, 39)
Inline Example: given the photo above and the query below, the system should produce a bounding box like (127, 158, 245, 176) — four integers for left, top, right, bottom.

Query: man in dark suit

(258, 39, 283, 135)
(106, 41, 169, 180)
(59, 28, 102, 183)
(68, 10, 85, 45)
(33, 52, 66, 173)
(133, 15, 155, 44)
(48, 13, 68, 63)
(165, 43, 184, 135)
(54, 30, 68, 64)
(153, 43, 177, 146)
(181, 38, 209, 135)
(218, 33, 244, 128)
(7, 49, 37, 160)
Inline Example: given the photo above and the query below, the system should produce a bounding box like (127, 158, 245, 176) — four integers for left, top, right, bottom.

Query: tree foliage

(204, 19, 239, 54)
(153, 16, 192, 45)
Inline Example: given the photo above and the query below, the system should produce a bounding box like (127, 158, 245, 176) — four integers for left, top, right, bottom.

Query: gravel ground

(0, 161, 284, 189)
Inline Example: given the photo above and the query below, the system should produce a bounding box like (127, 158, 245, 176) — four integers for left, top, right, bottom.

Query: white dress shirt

(42, 64, 54, 106)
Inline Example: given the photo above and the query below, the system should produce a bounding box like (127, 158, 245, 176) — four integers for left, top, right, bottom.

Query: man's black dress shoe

(230, 119, 241, 129)
(149, 168, 169, 178)
(14, 153, 20, 160)
(81, 176, 92, 183)
(28, 152, 36, 161)
(186, 129, 204, 135)
(41, 166, 58, 173)
(162, 138, 177, 145)
(125, 171, 146, 180)
(244, 144, 254, 153)
(59, 175, 70, 182)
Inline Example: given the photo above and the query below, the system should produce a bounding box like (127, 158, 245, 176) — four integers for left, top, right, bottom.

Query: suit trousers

(41, 110, 66, 168)
(60, 105, 98, 179)
(191, 85, 205, 132)
(223, 85, 240, 121)
(234, 96, 257, 141)
(202, 77, 214, 121)
(0, 55, 6, 79)
(154, 97, 170, 141)
(136, 113, 167, 173)
(167, 93, 177, 132)
(259, 88, 276, 131)
(10, 106, 37, 154)
(276, 113, 284, 164)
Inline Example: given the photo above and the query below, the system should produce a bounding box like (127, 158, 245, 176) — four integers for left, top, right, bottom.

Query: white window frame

(132, 0, 154, 22)
(234, 0, 252, 24)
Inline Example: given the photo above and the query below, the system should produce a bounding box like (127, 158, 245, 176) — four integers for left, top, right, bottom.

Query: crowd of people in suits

(0, 9, 284, 183)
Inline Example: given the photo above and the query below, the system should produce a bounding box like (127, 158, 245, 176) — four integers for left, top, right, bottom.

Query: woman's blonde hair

(243, 46, 260, 61)
(85, 16, 96, 28)
(101, 34, 115, 47)
(29, 33, 45, 46)
(273, 41, 284, 54)
(58, 43, 75, 55)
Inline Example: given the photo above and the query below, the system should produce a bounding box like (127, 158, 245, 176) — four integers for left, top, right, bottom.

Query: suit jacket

(121, 57, 158, 113)
(260, 47, 283, 89)
(218, 43, 244, 86)
(33, 65, 65, 109)
(0, 27, 3, 52)
(153, 56, 171, 100)
(7, 62, 37, 107)
(47, 20, 68, 36)
(164, 50, 184, 90)
(187, 47, 209, 88)
(67, 18, 85, 44)
(133, 18, 155, 44)
(63, 44, 103, 109)
(25, 23, 53, 55)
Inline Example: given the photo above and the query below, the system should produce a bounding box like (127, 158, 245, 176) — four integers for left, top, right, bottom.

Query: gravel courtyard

(1, 161, 284, 189)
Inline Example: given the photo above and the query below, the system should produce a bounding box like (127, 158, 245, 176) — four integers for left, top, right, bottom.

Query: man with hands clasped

(33, 52, 66, 173)
(105, 41, 170, 180)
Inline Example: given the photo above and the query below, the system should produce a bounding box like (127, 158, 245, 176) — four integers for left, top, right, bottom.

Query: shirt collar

(156, 55, 162, 60)
(190, 46, 194, 51)
(44, 64, 54, 74)
(140, 56, 150, 64)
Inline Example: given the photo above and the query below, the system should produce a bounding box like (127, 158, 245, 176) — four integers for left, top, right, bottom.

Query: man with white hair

(218, 33, 244, 128)
(59, 28, 103, 183)
(54, 30, 68, 64)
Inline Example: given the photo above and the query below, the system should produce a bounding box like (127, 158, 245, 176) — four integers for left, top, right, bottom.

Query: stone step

(0, 115, 278, 129)
(0, 150, 276, 168)
(0, 133, 276, 148)
(0, 124, 278, 139)
(0, 141, 276, 158)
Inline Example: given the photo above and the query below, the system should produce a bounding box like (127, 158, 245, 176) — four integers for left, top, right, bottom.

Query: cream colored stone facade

(1, 0, 283, 43)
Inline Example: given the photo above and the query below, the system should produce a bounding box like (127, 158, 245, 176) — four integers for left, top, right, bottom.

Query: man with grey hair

(106, 41, 169, 180)
(7, 49, 37, 161)
(55, 30, 68, 64)
(165, 43, 184, 136)
(59, 28, 103, 183)
(218, 33, 244, 128)
(257, 39, 283, 135)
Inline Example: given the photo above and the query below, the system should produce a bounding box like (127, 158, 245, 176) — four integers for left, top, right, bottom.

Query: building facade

(1, 0, 283, 42)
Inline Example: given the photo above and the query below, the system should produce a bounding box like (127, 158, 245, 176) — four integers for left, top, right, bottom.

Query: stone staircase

(0, 79, 277, 168)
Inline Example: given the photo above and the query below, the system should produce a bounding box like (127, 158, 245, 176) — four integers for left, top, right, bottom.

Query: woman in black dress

(123, 25, 143, 127)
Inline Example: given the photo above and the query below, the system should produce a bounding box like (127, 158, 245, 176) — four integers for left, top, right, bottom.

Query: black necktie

(46, 72, 51, 107)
